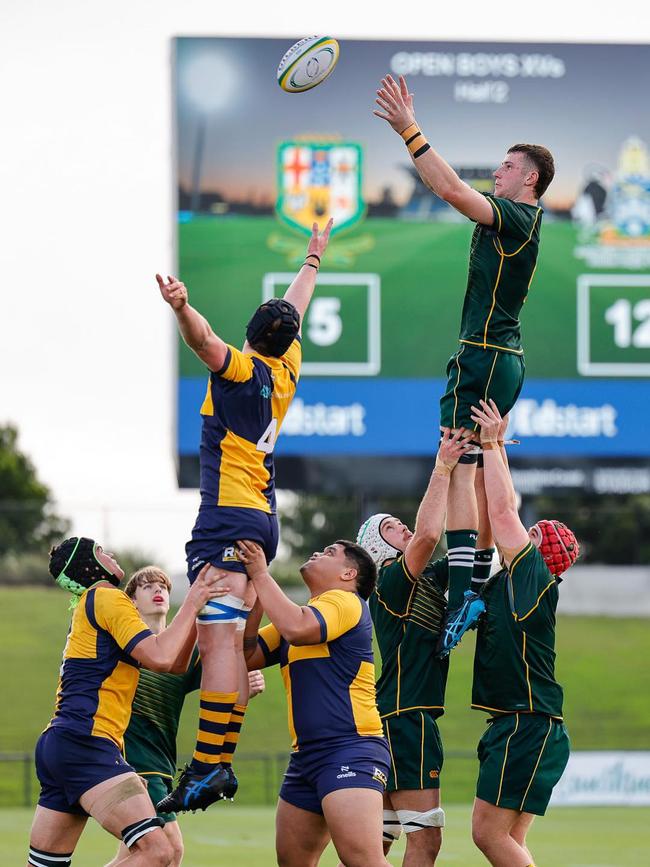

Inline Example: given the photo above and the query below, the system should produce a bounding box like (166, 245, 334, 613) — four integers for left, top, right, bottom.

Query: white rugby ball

(277, 36, 340, 93)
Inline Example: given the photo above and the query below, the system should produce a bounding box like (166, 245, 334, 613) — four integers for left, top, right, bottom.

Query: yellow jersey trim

(517, 580, 556, 622)
(420, 712, 425, 788)
(385, 718, 398, 790)
(381, 704, 445, 719)
(496, 207, 543, 258)
(483, 243, 505, 348)
(459, 339, 524, 356)
(496, 712, 519, 806)
(471, 704, 563, 721)
(522, 632, 533, 711)
(452, 344, 466, 429)
(520, 717, 553, 811)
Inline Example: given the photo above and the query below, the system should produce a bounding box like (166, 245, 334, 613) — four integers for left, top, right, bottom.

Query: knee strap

(28, 847, 73, 867)
(382, 809, 403, 842)
(198, 593, 250, 625)
(122, 816, 165, 849)
(397, 806, 445, 832)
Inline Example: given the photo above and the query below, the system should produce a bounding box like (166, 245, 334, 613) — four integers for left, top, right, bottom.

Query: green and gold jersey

(472, 543, 563, 718)
(123, 648, 202, 779)
(458, 195, 543, 354)
(369, 556, 449, 719)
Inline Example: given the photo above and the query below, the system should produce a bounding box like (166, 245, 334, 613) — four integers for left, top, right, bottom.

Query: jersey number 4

(256, 418, 278, 454)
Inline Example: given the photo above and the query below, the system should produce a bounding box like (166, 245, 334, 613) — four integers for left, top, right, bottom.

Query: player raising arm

(238, 538, 390, 867)
(155, 220, 333, 813)
(355, 428, 471, 865)
(27, 537, 224, 867)
(468, 400, 579, 867)
(374, 73, 555, 656)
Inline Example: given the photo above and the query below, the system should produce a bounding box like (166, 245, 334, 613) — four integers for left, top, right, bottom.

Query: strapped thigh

(396, 806, 445, 832)
(197, 593, 250, 626)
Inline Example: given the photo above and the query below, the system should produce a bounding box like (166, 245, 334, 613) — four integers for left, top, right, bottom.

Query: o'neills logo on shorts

(336, 765, 357, 779)
(372, 767, 388, 787)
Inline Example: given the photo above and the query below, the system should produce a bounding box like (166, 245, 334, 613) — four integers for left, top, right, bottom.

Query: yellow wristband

(400, 123, 431, 158)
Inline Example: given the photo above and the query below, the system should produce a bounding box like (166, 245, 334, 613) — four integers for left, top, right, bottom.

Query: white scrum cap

(356, 513, 400, 567)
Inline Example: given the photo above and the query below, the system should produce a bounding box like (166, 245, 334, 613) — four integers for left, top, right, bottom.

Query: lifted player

(374, 73, 555, 655)
(156, 219, 332, 812)
(27, 538, 222, 867)
(356, 429, 470, 866)
(107, 566, 265, 867)
(469, 400, 578, 867)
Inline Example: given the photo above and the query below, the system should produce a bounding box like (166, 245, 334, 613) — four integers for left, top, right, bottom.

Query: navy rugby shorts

(35, 727, 135, 815)
(186, 505, 279, 581)
(279, 737, 390, 815)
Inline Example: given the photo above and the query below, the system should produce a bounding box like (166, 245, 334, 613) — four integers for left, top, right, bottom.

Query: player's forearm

(175, 303, 215, 353)
(413, 468, 451, 548)
(250, 570, 312, 642)
(406, 138, 466, 202)
(167, 624, 197, 674)
(482, 448, 518, 523)
(243, 599, 264, 661)
(145, 601, 198, 672)
(283, 264, 318, 322)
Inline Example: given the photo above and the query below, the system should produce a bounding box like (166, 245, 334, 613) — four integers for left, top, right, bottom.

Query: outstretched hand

(306, 218, 334, 262)
(470, 399, 503, 443)
(437, 427, 474, 470)
(236, 540, 269, 582)
(156, 274, 188, 311)
(373, 74, 416, 133)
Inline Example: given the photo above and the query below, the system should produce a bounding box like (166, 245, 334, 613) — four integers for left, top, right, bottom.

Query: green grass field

(2, 588, 649, 809)
(178, 216, 592, 380)
(2, 805, 647, 865)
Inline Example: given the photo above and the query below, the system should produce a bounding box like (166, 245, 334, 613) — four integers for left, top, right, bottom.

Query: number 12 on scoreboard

(577, 274, 650, 376)
(262, 272, 381, 376)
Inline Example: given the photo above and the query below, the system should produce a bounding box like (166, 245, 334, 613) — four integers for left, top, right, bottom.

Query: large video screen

(174, 37, 650, 485)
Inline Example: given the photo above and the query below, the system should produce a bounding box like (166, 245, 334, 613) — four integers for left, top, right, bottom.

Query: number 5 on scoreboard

(256, 418, 278, 454)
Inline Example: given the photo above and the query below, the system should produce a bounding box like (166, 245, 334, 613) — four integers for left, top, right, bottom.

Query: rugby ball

(277, 36, 340, 93)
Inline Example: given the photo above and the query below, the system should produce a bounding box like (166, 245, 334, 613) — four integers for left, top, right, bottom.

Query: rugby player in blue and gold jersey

(155, 219, 332, 812)
(237, 537, 391, 867)
(27, 537, 224, 867)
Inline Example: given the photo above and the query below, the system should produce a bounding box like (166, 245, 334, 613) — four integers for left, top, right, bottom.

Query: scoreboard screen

(174, 37, 650, 486)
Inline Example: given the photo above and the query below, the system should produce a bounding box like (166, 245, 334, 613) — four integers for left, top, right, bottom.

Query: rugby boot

(222, 765, 239, 801)
(156, 763, 231, 813)
(436, 590, 485, 658)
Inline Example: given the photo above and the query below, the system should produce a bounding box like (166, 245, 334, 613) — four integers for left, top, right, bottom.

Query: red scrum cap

(532, 520, 579, 577)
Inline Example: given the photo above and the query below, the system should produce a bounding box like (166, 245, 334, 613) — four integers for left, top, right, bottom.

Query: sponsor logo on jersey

(429, 769, 440, 779)
(372, 767, 388, 787)
(260, 385, 272, 399)
(222, 546, 239, 562)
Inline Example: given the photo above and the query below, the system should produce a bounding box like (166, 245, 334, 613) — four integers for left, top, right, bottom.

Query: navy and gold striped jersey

(198, 339, 301, 514)
(459, 195, 542, 354)
(257, 589, 383, 751)
(48, 586, 152, 749)
(472, 543, 564, 719)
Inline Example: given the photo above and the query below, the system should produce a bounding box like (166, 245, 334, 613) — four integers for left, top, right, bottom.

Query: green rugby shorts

(476, 713, 570, 816)
(440, 343, 525, 432)
(383, 711, 444, 792)
(142, 773, 177, 823)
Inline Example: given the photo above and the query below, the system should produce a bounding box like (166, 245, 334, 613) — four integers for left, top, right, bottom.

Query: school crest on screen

(276, 140, 365, 237)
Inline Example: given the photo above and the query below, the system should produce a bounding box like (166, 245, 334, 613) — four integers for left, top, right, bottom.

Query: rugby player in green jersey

(469, 399, 578, 867)
(374, 74, 555, 656)
(107, 566, 265, 867)
(356, 428, 471, 866)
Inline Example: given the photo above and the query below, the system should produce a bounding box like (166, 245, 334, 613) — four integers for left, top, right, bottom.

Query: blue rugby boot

(157, 763, 231, 813)
(436, 590, 485, 658)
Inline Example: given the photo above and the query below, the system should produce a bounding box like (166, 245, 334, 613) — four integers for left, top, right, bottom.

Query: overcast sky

(2, 0, 650, 578)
